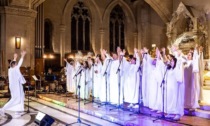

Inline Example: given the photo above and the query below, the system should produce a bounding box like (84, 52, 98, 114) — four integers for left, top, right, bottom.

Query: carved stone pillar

(193, 17, 199, 43)
(207, 17, 210, 58)
(133, 32, 138, 48)
(100, 28, 105, 49)
(60, 24, 66, 66)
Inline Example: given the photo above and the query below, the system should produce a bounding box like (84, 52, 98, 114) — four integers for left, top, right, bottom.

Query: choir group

(64, 44, 203, 121)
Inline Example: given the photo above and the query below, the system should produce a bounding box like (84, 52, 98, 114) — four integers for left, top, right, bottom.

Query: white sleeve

(17, 58, 23, 68)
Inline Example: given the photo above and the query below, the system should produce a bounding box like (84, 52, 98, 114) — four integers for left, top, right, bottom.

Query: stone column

(133, 32, 138, 48)
(207, 15, 210, 58)
(60, 24, 66, 66)
(100, 28, 105, 49)
(193, 17, 199, 43)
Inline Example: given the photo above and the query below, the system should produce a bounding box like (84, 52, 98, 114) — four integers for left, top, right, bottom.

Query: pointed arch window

(110, 5, 125, 52)
(44, 19, 53, 52)
(71, 1, 91, 51)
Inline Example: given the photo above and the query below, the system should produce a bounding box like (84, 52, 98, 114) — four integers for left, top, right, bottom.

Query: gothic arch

(145, 0, 171, 23)
(61, 0, 102, 53)
(102, 0, 137, 52)
(61, 0, 102, 25)
(102, 0, 136, 30)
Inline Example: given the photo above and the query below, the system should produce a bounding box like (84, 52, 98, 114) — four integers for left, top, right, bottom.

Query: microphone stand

(73, 66, 82, 99)
(98, 59, 112, 107)
(84, 64, 101, 105)
(66, 71, 90, 126)
(153, 66, 168, 122)
(129, 66, 144, 116)
(110, 56, 124, 111)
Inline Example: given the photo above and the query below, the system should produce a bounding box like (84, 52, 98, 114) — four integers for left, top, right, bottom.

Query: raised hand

(199, 46, 203, 52)
(64, 58, 67, 62)
(122, 49, 126, 55)
(21, 50, 26, 57)
(102, 49, 107, 55)
(117, 47, 121, 53)
(161, 47, 166, 54)
(143, 47, 148, 53)
(14, 53, 18, 59)
(134, 48, 138, 53)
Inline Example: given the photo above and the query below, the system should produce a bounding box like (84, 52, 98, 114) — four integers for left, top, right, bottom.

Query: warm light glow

(68, 55, 74, 59)
(49, 54, 54, 59)
(15, 37, 21, 49)
(152, 44, 156, 48)
(43, 54, 47, 59)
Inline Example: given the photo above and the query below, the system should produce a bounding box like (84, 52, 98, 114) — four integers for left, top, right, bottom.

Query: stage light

(15, 37, 21, 49)
(34, 112, 55, 126)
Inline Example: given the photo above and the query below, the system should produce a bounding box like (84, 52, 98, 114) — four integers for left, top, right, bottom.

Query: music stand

(32, 75, 38, 98)
(22, 77, 37, 117)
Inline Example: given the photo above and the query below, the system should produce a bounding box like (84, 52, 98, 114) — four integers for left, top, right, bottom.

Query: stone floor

(1, 93, 210, 126)
(37, 93, 210, 126)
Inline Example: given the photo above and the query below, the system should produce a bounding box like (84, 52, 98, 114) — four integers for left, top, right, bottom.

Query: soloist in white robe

(123, 53, 140, 104)
(2, 58, 26, 112)
(65, 62, 75, 93)
(93, 62, 102, 98)
(165, 61, 184, 116)
(184, 60, 199, 109)
(109, 59, 123, 104)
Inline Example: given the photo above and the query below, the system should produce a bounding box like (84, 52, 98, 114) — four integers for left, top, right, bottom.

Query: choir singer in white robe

(184, 52, 199, 109)
(165, 55, 184, 121)
(0, 51, 26, 117)
(193, 45, 204, 105)
(93, 55, 102, 99)
(109, 47, 124, 105)
(64, 59, 75, 93)
(124, 48, 140, 108)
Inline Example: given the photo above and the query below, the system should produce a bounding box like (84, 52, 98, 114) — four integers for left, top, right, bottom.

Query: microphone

(73, 66, 83, 78)
(167, 64, 171, 70)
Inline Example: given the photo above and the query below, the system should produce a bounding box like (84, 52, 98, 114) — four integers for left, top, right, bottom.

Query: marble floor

(1, 94, 210, 126)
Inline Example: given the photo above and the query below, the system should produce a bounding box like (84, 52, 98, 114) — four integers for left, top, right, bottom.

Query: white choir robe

(109, 59, 123, 104)
(153, 60, 166, 111)
(165, 60, 184, 116)
(87, 67, 93, 98)
(2, 58, 26, 112)
(147, 59, 163, 110)
(184, 60, 199, 109)
(93, 62, 102, 98)
(193, 49, 203, 103)
(78, 68, 90, 99)
(123, 53, 140, 104)
(73, 62, 81, 95)
(142, 54, 154, 107)
(65, 62, 75, 93)
(99, 56, 112, 102)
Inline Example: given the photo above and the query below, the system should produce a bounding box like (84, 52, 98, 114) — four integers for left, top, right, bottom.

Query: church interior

(1, 0, 210, 125)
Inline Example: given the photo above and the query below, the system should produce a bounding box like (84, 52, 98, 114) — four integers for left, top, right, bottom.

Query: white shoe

(165, 114, 174, 118)
(127, 104, 133, 108)
(132, 105, 139, 109)
(0, 109, 6, 117)
(13, 114, 22, 119)
(173, 114, 181, 121)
